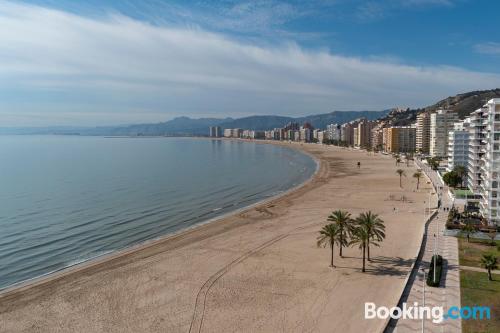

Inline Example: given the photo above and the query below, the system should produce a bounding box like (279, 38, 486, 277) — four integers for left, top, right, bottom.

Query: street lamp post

(422, 268, 426, 333)
(433, 233, 437, 283)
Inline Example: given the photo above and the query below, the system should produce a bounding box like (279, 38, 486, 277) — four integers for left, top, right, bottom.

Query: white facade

(467, 107, 487, 193)
(299, 128, 313, 142)
(466, 99, 500, 227)
(447, 120, 470, 172)
(209, 126, 222, 137)
(326, 123, 341, 142)
(223, 128, 232, 138)
(317, 131, 325, 144)
(223, 128, 242, 138)
(478, 99, 500, 226)
(430, 109, 459, 157)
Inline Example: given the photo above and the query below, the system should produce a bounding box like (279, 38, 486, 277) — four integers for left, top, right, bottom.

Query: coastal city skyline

(214, 96, 500, 228)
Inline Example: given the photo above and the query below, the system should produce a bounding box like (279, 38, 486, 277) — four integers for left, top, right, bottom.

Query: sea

(0, 136, 316, 289)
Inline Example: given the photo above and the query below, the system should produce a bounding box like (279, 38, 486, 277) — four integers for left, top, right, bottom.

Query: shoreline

(0, 139, 320, 296)
(0, 141, 431, 333)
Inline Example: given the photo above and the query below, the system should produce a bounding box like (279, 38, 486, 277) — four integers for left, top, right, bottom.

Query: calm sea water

(0, 136, 316, 289)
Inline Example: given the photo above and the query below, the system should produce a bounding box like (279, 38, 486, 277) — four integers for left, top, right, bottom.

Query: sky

(1, 0, 500, 126)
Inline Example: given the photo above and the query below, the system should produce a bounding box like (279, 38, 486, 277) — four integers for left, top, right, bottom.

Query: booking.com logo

(365, 302, 491, 323)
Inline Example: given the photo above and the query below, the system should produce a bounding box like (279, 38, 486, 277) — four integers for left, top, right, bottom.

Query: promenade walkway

(387, 160, 461, 333)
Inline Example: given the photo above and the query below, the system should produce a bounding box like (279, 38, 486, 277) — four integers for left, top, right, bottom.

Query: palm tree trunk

(417, 178, 420, 190)
(362, 244, 366, 272)
(467, 234, 470, 243)
(339, 232, 343, 257)
(367, 240, 371, 261)
(488, 268, 492, 281)
(399, 176, 402, 188)
(330, 242, 334, 267)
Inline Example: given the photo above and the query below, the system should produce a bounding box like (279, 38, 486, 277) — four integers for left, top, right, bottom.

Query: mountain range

(0, 111, 388, 136)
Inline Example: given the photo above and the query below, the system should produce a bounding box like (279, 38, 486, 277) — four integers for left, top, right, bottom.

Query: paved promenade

(387, 160, 461, 333)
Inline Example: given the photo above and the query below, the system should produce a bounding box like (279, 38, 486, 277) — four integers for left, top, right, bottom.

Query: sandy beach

(0, 142, 433, 333)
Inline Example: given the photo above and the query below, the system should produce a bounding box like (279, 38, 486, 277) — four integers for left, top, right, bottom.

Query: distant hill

(422, 88, 500, 119)
(0, 111, 389, 136)
(86, 117, 234, 136)
(217, 110, 388, 131)
(388, 88, 500, 126)
(295, 110, 388, 129)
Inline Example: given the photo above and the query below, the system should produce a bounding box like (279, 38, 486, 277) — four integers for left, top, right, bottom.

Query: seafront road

(387, 159, 462, 333)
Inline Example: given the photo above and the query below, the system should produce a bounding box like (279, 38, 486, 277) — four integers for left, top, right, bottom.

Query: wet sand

(0, 142, 432, 333)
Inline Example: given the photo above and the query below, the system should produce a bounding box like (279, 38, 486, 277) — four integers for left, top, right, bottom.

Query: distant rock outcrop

(385, 88, 500, 126)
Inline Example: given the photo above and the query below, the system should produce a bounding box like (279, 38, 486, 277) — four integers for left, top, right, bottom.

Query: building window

(493, 181, 498, 189)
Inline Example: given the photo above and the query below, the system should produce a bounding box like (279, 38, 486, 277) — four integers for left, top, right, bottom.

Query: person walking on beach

(357, 161, 361, 169)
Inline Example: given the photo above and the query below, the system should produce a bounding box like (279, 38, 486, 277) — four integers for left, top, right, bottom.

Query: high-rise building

(341, 119, 361, 146)
(296, 123, 314, 143)
(478, 99, 500, 226)
(467, 106, 487, 193)
(317, 131, 325, 144)
(447, 120, 470, 172)
(416, 112, 431, 154)
(356, 120, 377, 148)
(466, 99, 500, 226)
(232, 128, 242, 138)
(209, 126, 222, 138)
(326, 123, 341, 142)
(223, 128, 232, 138)
(371, 124, 385, 151)
(430, 109, 459, 157)
(382, 126, 416, 154)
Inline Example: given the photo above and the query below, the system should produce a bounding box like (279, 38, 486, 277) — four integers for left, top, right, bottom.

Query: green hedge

(427, 254, 443, 287)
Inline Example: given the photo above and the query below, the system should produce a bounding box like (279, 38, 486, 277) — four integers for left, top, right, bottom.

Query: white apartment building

(430, 109, 459, 157)
(467, 107, 487, 193)
(223, 128, 242, 138)
(326, 123, 341, 142)
(447, 119, 470, 172)
(478, 99, 500, 226)
(223, 128, 232, 138)
(466, 99, 500, 226)
(299, 128, 313, 143)
(209, 126, 222, 138)
(317, 131, 325, 144)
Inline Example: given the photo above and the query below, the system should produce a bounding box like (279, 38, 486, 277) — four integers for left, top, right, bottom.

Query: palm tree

(355, 211, 386, 261)
(480, 254, 498, 281)
(396, 169, 406, 188)
(413, 170, 423, 190)
(461, 222, 476, 243)
(350, 224, 370, 272)
(317, 224, 340, 267)
(327, 210, 353, 257)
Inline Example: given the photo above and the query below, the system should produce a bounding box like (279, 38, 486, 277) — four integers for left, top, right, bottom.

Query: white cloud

(474, 42, 500, 55)
(0, 1, 499, 126)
